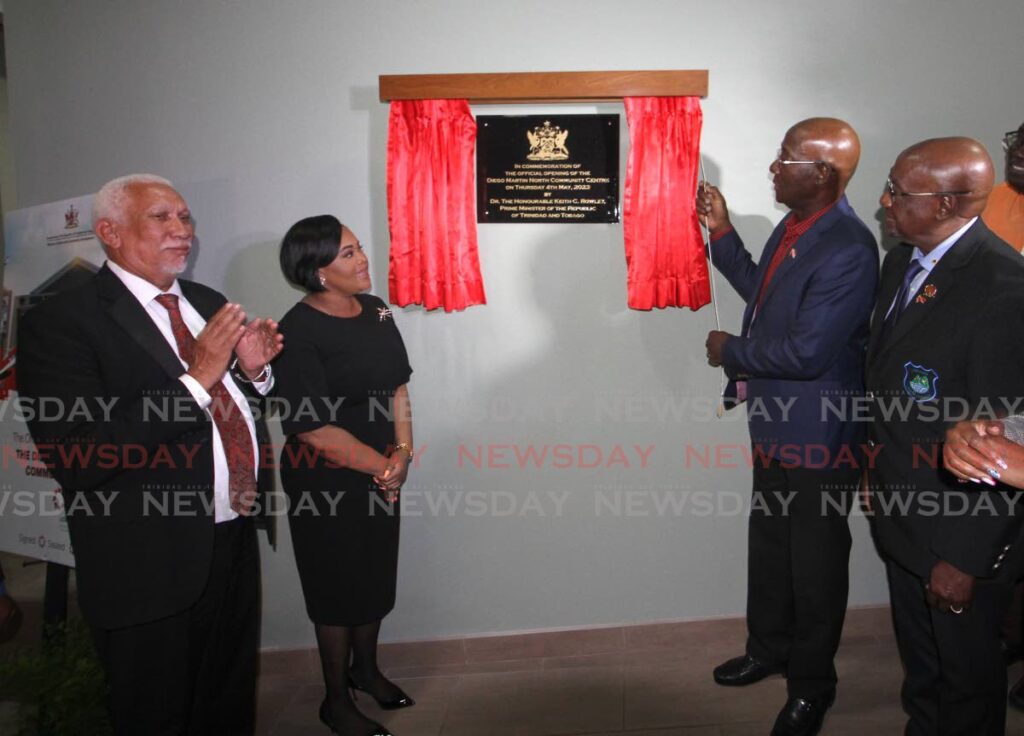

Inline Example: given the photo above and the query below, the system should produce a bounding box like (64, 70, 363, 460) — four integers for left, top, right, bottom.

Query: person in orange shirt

(982, 123, 1024, 251)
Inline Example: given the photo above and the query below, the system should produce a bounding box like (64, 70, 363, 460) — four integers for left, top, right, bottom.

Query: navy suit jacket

(711, 196, 879, 465)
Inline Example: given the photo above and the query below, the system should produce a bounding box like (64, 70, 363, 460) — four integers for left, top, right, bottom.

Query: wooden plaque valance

(378, 70, 708, 105)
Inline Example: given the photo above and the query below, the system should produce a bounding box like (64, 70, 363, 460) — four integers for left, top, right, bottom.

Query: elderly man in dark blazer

(867, 137, 1024, 736)
(17, 174, 283, 735)
(697, 118, 879, 736)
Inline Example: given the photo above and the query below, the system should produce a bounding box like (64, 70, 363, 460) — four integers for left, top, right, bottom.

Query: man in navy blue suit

(696, 118, 879, 736)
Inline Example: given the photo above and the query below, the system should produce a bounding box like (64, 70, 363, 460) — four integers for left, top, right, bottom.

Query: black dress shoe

(318, 698, 393, 736)
(713, 654, 785, 686)
(348, 675, 416, 710)
(770, 692, 835, 736)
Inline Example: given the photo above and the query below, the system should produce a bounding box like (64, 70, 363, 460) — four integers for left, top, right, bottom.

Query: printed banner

(0, 194, 103, 565)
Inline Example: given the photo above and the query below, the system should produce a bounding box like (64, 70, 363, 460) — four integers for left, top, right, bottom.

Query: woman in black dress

(275, 215, 414, 736)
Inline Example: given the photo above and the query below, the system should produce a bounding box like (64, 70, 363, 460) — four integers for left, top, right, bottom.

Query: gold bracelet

(393, 442, 414, 459)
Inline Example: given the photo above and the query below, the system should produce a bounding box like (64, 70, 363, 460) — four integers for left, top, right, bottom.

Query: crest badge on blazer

(903, 361, 939, 403)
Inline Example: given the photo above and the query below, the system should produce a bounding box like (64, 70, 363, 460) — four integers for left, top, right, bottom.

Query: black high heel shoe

(347, 675, 416, 710)
(318, 698, 393, 736)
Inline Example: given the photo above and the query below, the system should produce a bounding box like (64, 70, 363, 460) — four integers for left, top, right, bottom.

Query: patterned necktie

(154, 294, 256, 515)
(885, 258, 925, 327)
(878, 258, 925, 345)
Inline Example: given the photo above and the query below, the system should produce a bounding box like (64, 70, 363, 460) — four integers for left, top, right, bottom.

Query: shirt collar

(106, 260, 184, 306)
(911, 216, 978, 274)
(784, 199, 838, 235)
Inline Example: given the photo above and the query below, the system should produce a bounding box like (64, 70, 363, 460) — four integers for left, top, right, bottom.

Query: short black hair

(279, 215, 343, 292)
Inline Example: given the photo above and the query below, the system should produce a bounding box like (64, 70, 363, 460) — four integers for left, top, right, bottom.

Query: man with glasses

(867, 137, 1024, 735)
(696, 118, 878, 736)
(981, 123, 1024, 252)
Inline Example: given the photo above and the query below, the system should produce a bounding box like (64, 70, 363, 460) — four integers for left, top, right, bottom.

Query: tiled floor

(255, 607, 1024, 735)
(3, 552, 1024, 735)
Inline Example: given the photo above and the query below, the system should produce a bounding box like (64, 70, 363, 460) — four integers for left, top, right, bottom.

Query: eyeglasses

(1004, 130, 1022, 152)
(884, 176, 972, 198)
(775, 152, 832, 169)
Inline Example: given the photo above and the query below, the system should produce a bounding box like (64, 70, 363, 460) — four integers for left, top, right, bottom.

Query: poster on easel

(0, 194, 104, 566)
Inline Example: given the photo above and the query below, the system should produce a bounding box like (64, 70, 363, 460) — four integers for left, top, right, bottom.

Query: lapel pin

(915, 284, 938, 304)
(789, 248, 797, 258)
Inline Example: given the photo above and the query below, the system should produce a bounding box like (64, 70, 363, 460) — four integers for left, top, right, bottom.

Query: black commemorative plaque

(477, 115, 619, 223)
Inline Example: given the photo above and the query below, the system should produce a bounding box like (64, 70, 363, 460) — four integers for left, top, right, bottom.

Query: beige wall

(3, 0, 1023, 648)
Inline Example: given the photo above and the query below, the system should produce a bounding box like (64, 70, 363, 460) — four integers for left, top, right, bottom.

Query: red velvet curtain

(387, 99, 486, 312)
(622, 97, 709, 311)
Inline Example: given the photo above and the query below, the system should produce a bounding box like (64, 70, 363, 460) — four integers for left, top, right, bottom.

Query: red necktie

(154, 294, 256, 515)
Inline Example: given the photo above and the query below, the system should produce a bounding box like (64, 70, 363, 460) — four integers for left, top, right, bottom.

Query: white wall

(4, 0, 1023, 648)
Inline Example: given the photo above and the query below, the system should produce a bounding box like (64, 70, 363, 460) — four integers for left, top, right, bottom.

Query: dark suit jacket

(712, 196, 879, 464)
(867, 219, 1024, 580)
(17, 264, 272, 629)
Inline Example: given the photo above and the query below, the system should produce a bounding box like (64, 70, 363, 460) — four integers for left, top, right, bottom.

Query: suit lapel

(741, 223, 786, 334)
(870, 222, 986, 361)
(757, 226, 819, 307)
(748, 197, 851, 325)
(180, 280, 225, 322)
(96, 265, 190, 380)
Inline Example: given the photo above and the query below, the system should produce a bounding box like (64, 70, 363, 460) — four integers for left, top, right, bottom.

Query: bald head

(896, 137, 994, 218)
(787, 117, 861, 193)
(881, 137, 995, 250)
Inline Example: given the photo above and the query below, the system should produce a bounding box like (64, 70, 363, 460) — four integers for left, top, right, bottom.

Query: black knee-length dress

(274, 294, 412, 625)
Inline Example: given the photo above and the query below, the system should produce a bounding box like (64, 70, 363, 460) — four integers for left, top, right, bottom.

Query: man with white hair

(18, 174, 283, 735)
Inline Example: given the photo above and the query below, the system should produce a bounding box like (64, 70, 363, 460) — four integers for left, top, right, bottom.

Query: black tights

(315, 619, 404, 734)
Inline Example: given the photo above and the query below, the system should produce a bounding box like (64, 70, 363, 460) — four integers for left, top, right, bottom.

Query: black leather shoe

(318, 698, 393, 736)
(770, 692, 835, 736)
(713, 654, 785, 686)
(348, 675, 416, 710)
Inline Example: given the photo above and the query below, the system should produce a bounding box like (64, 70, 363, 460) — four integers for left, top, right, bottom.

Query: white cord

(698, 155, 722, 332)
(698, 153, 728, 417)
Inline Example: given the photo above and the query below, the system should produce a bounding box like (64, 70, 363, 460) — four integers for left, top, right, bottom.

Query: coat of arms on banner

(903, 361, 939, 403)
(64, 204, 79, 230)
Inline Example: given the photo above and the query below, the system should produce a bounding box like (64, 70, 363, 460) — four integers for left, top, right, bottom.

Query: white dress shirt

(106, 261, 272, 522)
(885, 217, 978, 319)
